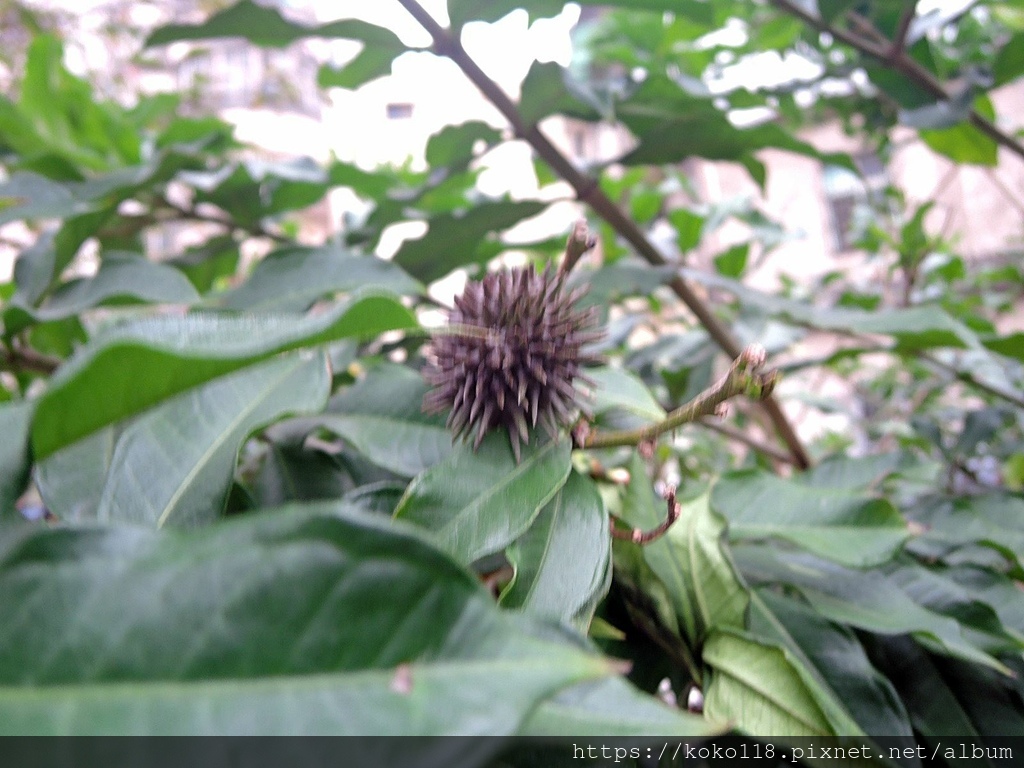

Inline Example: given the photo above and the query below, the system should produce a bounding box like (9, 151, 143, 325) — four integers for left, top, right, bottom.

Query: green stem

(583, 345, 779, 450)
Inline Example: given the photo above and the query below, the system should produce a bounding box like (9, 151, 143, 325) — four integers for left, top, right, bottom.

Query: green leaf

(317, 43, 403, 90)
(0, 172, 83, 226)
(217, 245, 422, 312)
(518, 61, 605, 125)
(392, 201, 547, 283)
(15, 35, 139, 170)
(887, 563, 1024, 655)
(35, 425, 117, 522)
(167, 236, 240, 294)
(994, 32, 1024, 86)
(796, 452, 910, 491)
(149, 2, 410, 89)
(94, 351, 330, 528)
(712, 470, 909, 567)
(749, 590, 914, 738)
(712, 243, 748, 278)
(251, 443, 350, 507)
(316, 362, 453, 477)
(617, 76, 852, 174)
(521, 676, 721, 736)
(703, 628, 836, 737)
(31, 291, 417, 460)
(0, 402, 33, 513)
(668, 207, 705, 252)
(865, 634, 986, 741)
(919, 95, 999, 167)
(619, 457, 747, 645)
(983, 331, 1024, 363)
(681, 268, 977, 350)
(913, 494, 1024, 574)
(590, 365, 666, 425)
(733, 546, 1012, 675)
(0, 503, 612, 734)
(502, 471, 611, 630)
(394, 432, 572, 565)
(147, 1, 405, 51)
(30, 254, 199, 320)
(425, 121, 503, 169)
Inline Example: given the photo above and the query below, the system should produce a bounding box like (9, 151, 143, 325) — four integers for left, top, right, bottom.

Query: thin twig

(918, 351, 1024, 410)
(697, 417, 795, 465)
(0, 342, 62, 375)
(395, 0, 812, 469)
(156, 196, 291, 244)
(771, 0, 1024, 163)
(887, 3, 918, 60)
(610, 485, 682, 544)
(582, 344, 778, 449)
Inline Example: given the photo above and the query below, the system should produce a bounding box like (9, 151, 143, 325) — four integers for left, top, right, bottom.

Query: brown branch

(771, 0, 1024, 163)
(156, 196, 292, 244)
(610, 484, 682, 544)
(887, 3, 918, 60)
(0, 342, 61, 375)
(582, 344, 778, 450)
(395, 0, 811, 469)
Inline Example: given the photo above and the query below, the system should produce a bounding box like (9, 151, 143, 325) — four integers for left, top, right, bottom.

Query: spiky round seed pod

(423, 264, 603, 462)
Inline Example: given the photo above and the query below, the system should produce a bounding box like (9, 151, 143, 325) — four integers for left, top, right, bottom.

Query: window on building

(386, 102, 414, 120)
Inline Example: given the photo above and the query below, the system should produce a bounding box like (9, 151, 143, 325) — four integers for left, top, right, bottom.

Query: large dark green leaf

(0, 402, 33, 513)
(501, 471, 611, 630)
(35, 425, 117, 522)
(796, 452, 911, 491)
(94, 351, 331, 528)
(31, 291, 417, 460)
(217, 245, 422, 312)
(702, 629, 837, 737)
(712, 470, 909, 567)
(910, 494, 1024, 575)
(886, 562, 1024, 655)
(0, 503, 613, 735)
(734, 546, 1012, 675)
(749, 590, 914, 738)
(316, 363, 453, 477)
(394, 432, 572, 564)
(30, 254, 199, 320)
